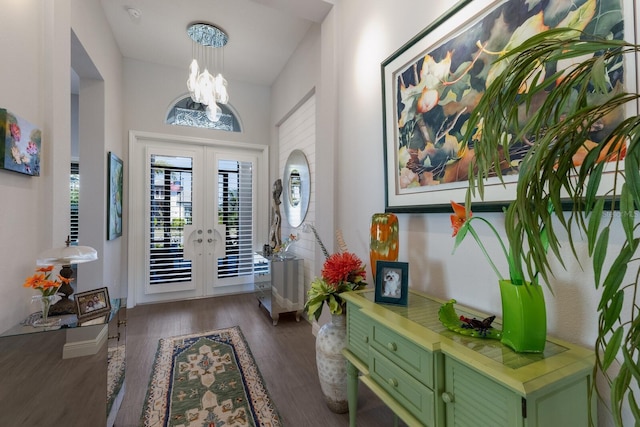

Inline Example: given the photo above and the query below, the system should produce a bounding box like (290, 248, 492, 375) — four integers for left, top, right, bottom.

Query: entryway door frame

(127, 131, 269, 308)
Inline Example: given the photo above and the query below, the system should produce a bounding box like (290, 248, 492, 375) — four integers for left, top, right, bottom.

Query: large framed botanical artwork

(382, 0, 636, 213)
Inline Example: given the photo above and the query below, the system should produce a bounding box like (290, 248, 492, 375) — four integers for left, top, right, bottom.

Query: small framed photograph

(375, 261, 408, 306)
(75, 287, 111, 322)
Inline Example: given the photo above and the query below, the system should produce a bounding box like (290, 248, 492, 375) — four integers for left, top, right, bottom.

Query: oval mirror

(283, 150, 310, 228)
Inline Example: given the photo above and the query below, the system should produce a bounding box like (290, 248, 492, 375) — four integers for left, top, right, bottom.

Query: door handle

(442, 392, 454, 404)
(209, 224, 227, 258)
(183, 225, 204, 260)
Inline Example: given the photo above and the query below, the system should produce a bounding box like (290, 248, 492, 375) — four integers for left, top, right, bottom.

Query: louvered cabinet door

(443, 357, 523, 427)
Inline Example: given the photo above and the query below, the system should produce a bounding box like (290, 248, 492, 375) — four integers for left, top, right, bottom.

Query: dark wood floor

(115, 292, 404, 426)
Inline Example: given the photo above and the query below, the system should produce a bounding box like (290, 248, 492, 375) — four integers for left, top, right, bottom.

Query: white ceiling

(98, 0, 333, 86)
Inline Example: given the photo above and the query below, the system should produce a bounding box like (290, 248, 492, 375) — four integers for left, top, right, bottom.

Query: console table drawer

(371, 321, 433, 388)
(370, 348, 435, 426)
(347, 304, 369, 363)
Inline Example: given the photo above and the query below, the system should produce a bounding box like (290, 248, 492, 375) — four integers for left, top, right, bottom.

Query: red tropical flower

(303, 228, 369, 320)
(321, 252, 367, 289)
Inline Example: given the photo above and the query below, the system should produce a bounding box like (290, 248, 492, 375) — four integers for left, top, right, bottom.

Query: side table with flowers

(23, 265, 71, 327)
(304, 227, 368, 413)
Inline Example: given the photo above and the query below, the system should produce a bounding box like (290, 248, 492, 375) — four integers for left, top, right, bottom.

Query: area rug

(107, 344, 126, 415)
(140, 326, 282, 427)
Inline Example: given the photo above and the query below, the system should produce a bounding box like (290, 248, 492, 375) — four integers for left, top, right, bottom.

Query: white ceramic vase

(316, 313, 348, 413)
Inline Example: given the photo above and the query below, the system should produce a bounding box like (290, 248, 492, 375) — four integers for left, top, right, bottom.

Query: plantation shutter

(70, 162, 80, 244)
(217, 159, 254, 279)
(149, 155, 193, 285)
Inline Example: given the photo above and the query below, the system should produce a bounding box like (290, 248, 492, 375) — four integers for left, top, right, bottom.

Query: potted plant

(302, 225, 368, 413)
(449, 200, 549, 353)
(463, 28, 639, 425)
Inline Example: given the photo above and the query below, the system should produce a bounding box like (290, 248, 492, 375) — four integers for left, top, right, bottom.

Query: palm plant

(464, 28, 640, 425)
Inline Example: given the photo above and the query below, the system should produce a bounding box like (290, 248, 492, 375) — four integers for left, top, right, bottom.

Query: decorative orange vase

(369, 213, 399, 281)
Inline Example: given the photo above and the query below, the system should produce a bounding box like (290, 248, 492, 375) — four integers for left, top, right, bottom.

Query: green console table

(342, 290, 595, 427)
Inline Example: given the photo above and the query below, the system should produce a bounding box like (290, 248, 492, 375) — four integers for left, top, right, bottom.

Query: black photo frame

(374, 261, 409, 306)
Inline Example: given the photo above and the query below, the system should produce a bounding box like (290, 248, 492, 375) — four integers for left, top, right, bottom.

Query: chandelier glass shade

(186, 23, 229, 122)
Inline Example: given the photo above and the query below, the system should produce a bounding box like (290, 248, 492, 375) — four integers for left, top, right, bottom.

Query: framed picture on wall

(381, 0, 634, 213)
(0, 108, 41, 176)
(374, 261, 409, 306)
(107, 152, 123, 240)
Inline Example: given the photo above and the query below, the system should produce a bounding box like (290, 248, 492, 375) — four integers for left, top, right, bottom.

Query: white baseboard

(62, 324, 108, 359)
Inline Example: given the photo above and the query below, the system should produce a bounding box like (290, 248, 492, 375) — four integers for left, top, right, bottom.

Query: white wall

(70, 0, 124, 297)
(270, 24, 321, 184)
(0, 0, 48, 329)
(270, 18, 338, 281)
(0, 0, 125, 331)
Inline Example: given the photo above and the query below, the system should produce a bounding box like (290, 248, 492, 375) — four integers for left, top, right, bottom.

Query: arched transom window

(166, 96, 241, 132)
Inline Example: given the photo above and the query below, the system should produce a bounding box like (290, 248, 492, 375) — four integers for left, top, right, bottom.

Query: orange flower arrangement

(23, 265, 72, 297)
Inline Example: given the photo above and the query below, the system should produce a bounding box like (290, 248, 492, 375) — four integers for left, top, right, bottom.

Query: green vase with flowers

(450, 200, 548, 353)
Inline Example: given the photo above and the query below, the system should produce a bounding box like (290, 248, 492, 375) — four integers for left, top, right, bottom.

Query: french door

(129, 133, 268, 306)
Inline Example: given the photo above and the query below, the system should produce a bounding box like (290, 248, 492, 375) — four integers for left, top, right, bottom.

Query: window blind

(217, 160, 254, 279)
(70, 162, 79, 244)
(149, 155, 193, 285)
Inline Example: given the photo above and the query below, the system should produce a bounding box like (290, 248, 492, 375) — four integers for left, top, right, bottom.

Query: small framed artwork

(374, 261, 409, 306)
(76, 287, 111, 322)
(107, 152, 123, 240)
(0, 108, 41, 176)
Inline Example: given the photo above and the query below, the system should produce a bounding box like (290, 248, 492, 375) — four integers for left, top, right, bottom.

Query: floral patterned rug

(140, 326, 282, 427)
(107, 344, 126, 415)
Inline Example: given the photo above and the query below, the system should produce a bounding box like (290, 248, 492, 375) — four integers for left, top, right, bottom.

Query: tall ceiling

(99, 0, 333, 86)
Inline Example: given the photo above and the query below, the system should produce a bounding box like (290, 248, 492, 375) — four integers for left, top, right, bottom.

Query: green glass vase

(499, 280, 546, 353)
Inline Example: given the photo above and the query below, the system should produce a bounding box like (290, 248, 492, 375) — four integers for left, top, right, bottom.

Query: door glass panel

(217, 159, 254, 279)
(149, 155, 193, 285)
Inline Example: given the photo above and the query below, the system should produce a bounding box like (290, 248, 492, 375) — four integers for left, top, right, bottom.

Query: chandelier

(186, 23, 229, 122)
